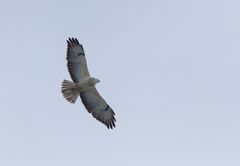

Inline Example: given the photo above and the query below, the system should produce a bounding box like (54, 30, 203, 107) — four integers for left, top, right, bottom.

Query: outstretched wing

(67, 38, 90, 83)
(80, 88, 116, 129)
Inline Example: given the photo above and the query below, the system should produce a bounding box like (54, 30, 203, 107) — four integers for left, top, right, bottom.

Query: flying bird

(61, 38, 116, 129)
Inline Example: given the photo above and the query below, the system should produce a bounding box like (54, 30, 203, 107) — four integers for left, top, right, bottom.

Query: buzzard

(61, 38, 116, 129)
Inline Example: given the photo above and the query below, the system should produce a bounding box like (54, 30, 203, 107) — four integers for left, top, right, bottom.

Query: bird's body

(62, 77, 100, 102)
(61, 38, 116, 129)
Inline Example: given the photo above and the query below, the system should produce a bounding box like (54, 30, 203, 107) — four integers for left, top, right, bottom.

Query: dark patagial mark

(104, 105, 109, 111)
(77, 52, 85, 56)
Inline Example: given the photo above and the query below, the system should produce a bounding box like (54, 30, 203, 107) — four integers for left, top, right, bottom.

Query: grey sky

(0, 0, 240, 165)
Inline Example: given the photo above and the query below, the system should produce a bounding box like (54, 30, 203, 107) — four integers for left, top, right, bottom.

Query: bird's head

(88, 77, 100, 86)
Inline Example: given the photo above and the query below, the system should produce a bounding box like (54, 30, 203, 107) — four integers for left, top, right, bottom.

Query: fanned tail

(61, 80, 79, 103)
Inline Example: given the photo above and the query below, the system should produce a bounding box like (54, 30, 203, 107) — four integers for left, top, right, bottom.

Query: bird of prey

(61, 38, 116, 129)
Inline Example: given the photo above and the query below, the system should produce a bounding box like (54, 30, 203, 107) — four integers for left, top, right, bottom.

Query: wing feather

(67, 38, 90, 82)
(80, 88, 116, 129)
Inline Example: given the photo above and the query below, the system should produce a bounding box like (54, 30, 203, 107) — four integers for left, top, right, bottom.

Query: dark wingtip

(67, 37, 80, 45)
(113, 116, 116, 122)
(106, 119, 116, 129)
(109, 122, 113, 129)
(112, 120, 116, 128)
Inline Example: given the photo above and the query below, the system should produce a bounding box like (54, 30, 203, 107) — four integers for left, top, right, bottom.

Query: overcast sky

(0, 0, 240, 166)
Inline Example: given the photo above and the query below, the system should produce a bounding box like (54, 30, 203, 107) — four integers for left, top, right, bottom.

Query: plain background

(0, 0, 240, 165)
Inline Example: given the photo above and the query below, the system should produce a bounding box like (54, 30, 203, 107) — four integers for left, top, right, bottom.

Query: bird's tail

(61, 80, 79, 103)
